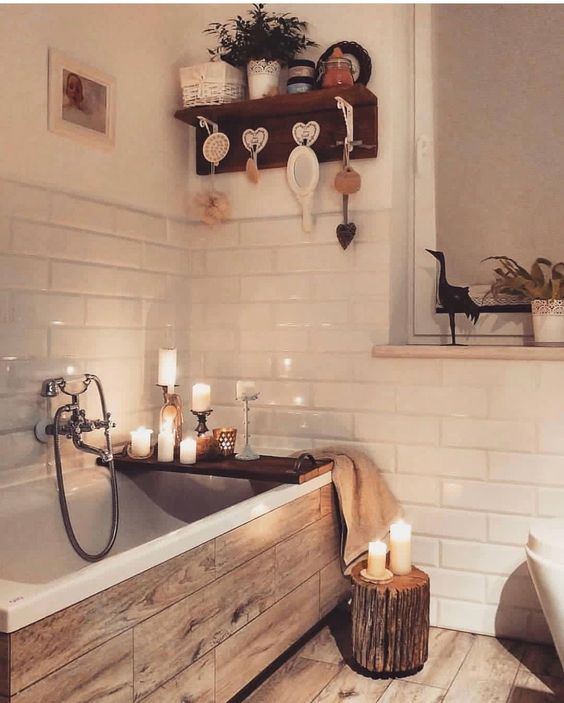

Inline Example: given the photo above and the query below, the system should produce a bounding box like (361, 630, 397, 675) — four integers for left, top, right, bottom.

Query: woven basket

(180, 60, 246, 108)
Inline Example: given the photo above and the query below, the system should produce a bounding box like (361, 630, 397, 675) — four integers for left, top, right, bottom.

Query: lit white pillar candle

(192, 383, 211, 412)
(236, 380, 256, 399)
(157, 423, 175, 462)
(158, 348, 177, 392)
(179, 437, 197, 465)
(390, 520, 412, 575)
(130, 427, 152, 457)
(367, 540, 387, 579)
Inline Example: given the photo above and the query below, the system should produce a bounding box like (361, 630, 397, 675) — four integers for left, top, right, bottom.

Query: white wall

(0, 5, 197, 486)
(0, 176, 193, 487)
(0, 4, 195, 217)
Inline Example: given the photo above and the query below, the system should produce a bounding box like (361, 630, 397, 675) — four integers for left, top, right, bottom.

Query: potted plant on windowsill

(485, 256, 564, 345)
(205, 3, 317, 100)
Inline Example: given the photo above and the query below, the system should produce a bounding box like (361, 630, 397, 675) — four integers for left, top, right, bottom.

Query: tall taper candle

(157, 424, 174, 462)
(158, 348, 177, 392)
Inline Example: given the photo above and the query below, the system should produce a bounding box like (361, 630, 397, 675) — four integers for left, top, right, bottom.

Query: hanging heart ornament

(336, 222, 357, 250)
(202, 132, 230, 165)
(242, 128, 269, 155)
(292, 121, 320, 147)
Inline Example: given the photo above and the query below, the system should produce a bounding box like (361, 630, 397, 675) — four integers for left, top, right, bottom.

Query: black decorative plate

(315, 41, 372, 86)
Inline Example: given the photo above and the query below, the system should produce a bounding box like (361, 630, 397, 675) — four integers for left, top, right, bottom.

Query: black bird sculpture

(426, 249, 481, 345)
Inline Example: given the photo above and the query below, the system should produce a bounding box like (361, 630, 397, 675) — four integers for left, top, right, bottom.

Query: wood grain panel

(409, 628, 474, 689)
(216, 490, 321, 575)
(319, 559, 350, 618)
(319, 484, 338, 518)
(139, 650, 214, 703)
(134, 549, 277, 701)
(276, 514, 340, 599)
(11, 540, 214, 692)
(14, 632, 133, 703)
(379, 680, 444, 703)
(215, 575, 320, 703)
(312, 665, 390, 702)
(0, 634, 9, 697)
(245, 654, 340, 703)
(443, 635, 524, 703)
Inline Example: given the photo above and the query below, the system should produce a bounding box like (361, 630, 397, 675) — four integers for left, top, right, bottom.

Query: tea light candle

(130, 427, 152, 458)
(179, 437, 197, 465)
(236, 380, 256, 399)
(158, 348, 177, 392)
(390, 520, 412, 575)
(367, 540, 387, 579)
(157, 423, 175, 462)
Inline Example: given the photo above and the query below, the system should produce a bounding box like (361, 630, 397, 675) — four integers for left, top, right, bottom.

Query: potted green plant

(205, 3, 317, 99)
(485, 256, 564, 344)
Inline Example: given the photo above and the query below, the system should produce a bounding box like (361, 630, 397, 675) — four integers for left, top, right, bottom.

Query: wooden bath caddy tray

(108, 451, 333, 484)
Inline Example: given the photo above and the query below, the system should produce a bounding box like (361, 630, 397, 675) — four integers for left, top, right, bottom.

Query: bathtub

(0, 465, 332, 632)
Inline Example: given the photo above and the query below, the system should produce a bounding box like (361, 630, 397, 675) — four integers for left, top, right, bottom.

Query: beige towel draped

(310, 446, 403, 574)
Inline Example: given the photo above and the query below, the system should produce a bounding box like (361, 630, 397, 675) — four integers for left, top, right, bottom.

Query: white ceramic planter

(247, 59, 281, 99)
(531, 299, 564, 345)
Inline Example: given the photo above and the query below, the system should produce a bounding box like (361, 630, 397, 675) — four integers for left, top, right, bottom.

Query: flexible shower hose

(52, 386, 119, 562)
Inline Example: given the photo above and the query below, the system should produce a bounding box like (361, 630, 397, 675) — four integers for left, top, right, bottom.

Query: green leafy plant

(484, 256, 564, 301)
(205, 3, 317, 67)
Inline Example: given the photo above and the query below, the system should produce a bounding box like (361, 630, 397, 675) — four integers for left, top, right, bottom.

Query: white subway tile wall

(187, 213, 564, 648)
(0, 177, 191, 486)
(1, 177, 561, 649)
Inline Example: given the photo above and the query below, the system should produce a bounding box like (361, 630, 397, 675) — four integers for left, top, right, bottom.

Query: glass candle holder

(213, 427, 237, 457)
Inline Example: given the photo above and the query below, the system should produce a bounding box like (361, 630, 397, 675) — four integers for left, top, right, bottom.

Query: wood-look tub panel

(215, 574, 321, 703)
(215, 490, 321, 576)
(10, 540, 215, 692)
(275, 513, 340, 600)
(14, 632, 133, 703)
(140, 649, 215, 703)
(133, 549, 277, 701)
(0, 634, 9, 697)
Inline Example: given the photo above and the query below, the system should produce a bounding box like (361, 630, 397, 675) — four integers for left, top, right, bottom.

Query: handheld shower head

(41, 378, 64, 397)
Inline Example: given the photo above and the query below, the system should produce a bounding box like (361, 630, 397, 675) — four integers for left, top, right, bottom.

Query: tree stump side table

(351, 561, 430, 675)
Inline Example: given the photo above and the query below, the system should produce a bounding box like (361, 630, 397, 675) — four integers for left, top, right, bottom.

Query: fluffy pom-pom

(193, 191, 231, 226)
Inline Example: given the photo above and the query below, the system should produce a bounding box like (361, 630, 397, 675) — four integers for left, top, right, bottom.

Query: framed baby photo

(48, 49, 116, 149)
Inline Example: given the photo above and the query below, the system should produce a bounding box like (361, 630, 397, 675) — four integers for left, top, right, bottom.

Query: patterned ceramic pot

(247, 59, 281, 99)
(531, 299, 564, 345)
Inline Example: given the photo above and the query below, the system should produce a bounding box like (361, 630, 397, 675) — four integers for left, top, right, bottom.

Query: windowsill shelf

(372, 345, 564, 361)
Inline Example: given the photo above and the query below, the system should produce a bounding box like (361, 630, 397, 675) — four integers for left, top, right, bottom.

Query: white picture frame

(48, 49, 115, 150)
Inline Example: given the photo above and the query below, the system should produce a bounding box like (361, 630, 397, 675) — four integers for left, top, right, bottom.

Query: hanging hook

(197, 116, 219, 136)
(335, 97, 354, 157)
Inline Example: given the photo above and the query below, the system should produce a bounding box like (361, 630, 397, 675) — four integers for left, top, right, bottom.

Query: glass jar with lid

(320, 47, 354, 88)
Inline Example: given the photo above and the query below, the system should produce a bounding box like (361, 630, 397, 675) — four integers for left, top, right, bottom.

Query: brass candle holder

(191, 409, 213, 436)
(158, 385, 183, 448)
(192, 409, 214, 461)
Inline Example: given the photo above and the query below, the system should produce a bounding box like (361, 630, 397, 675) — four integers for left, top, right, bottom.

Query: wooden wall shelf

(174, 85, 378, 176)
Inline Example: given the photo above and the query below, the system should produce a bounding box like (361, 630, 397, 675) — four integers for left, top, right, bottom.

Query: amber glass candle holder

(212, 427, 237, 457)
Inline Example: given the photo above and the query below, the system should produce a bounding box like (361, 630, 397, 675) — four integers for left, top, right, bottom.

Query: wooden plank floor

(240, 606, 564, 703)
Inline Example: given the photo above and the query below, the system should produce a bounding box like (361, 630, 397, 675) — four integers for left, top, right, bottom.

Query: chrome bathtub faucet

(35, 375, 115, 463)
(34, 373, 119, 563)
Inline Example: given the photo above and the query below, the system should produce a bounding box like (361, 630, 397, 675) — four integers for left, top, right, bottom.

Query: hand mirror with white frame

(287, 121, 320, 233)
